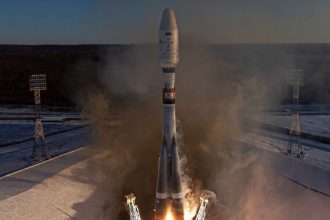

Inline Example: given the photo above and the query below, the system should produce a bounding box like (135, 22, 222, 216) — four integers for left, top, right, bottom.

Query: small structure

(29, 74, 48, 160)
(125, 193, 141, 220)
(286, 69, 304, 157)
(195, 193, 210, 220)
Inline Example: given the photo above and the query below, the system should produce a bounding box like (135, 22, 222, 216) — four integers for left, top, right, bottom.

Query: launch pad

(125, 192, 211, 220)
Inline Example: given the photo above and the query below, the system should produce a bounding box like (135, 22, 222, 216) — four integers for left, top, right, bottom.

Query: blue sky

(0, 0, 330, 44)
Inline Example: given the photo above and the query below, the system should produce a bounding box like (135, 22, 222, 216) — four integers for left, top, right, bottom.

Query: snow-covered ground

(0, 126, 90, 176)
(240, 130, 330, 171)
(241, 105, 330, 195)
(0, 105, 83, 144)
(0, 106, 91, 176)
(257, 114, 330, 138)
(0, 105, 79, 115)
(267, 104, 330, 112)
(242, 132, 330, 195)
(0, 123, 81, 146)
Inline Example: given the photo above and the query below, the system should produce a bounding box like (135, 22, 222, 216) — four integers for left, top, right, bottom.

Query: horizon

(3, 42, 330, 46)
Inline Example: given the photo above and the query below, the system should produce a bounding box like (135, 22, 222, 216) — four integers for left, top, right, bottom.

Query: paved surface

(0, 146, 108, 220)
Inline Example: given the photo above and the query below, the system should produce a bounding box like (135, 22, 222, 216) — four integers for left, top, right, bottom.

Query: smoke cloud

(73, 43, 329, 220)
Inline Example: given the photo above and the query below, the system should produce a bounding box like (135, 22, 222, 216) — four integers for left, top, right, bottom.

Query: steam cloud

(76, 44, 329, 220)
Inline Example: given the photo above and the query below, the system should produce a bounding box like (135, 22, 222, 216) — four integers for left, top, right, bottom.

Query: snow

(0, 123, 81, 146)
(258, 114, 330, 138)
(239, 130, 330, 195)
(267, 104, 330, 112)
(0, 105, 79, 115)
(0, 126, 90, 176)
(240, 105, 330, 195)
(240, 130, 330, 170)
(0, 106, 90, 176)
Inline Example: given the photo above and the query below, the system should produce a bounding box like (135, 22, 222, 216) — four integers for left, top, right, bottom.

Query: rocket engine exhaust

(155, 8, 184, 220)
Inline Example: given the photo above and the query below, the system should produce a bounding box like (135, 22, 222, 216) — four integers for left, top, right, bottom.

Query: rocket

(155, 8, 184, 220)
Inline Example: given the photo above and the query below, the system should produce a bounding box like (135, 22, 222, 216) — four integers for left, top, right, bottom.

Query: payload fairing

(155, 8, 184, 220)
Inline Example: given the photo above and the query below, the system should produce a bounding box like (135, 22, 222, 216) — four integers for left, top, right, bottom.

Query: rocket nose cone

(160, 8, 178, 31)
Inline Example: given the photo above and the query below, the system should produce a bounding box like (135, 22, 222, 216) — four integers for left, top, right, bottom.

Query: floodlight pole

(287, 69, 304, 157)
(29, 74, 48, 160)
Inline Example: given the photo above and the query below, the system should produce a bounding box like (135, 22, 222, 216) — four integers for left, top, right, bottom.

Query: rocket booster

(155, 8, 184, 220)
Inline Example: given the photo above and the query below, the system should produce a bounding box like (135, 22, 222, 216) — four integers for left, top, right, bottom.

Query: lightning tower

(29, 74, 48, 160)
(286, 69, 304, 157)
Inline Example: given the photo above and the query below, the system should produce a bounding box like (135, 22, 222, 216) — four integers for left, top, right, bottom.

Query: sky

(1, 0, 330, 44)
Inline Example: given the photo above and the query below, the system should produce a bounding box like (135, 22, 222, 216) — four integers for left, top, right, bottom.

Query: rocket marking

(156, 192, 168, 199)
(163, 88, 176, 104)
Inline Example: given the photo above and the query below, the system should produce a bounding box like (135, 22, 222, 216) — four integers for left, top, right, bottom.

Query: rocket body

(155, 8, 184, 220)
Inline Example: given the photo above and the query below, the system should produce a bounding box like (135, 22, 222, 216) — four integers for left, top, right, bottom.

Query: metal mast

(195, 193, 210, 220)
(286, 69, 304, 157)
(125, 193, 142, 220)
(29, 74, 48, 160)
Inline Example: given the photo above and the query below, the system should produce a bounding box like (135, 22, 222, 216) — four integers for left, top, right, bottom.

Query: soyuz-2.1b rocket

(155, 8, 184, 220)
(125, 8, 213, 220)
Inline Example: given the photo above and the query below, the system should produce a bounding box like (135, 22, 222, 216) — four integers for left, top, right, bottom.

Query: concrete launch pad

(0, 144, 328, 220)
(0, 137, 328, 220)
(0, 146, 108, 220)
